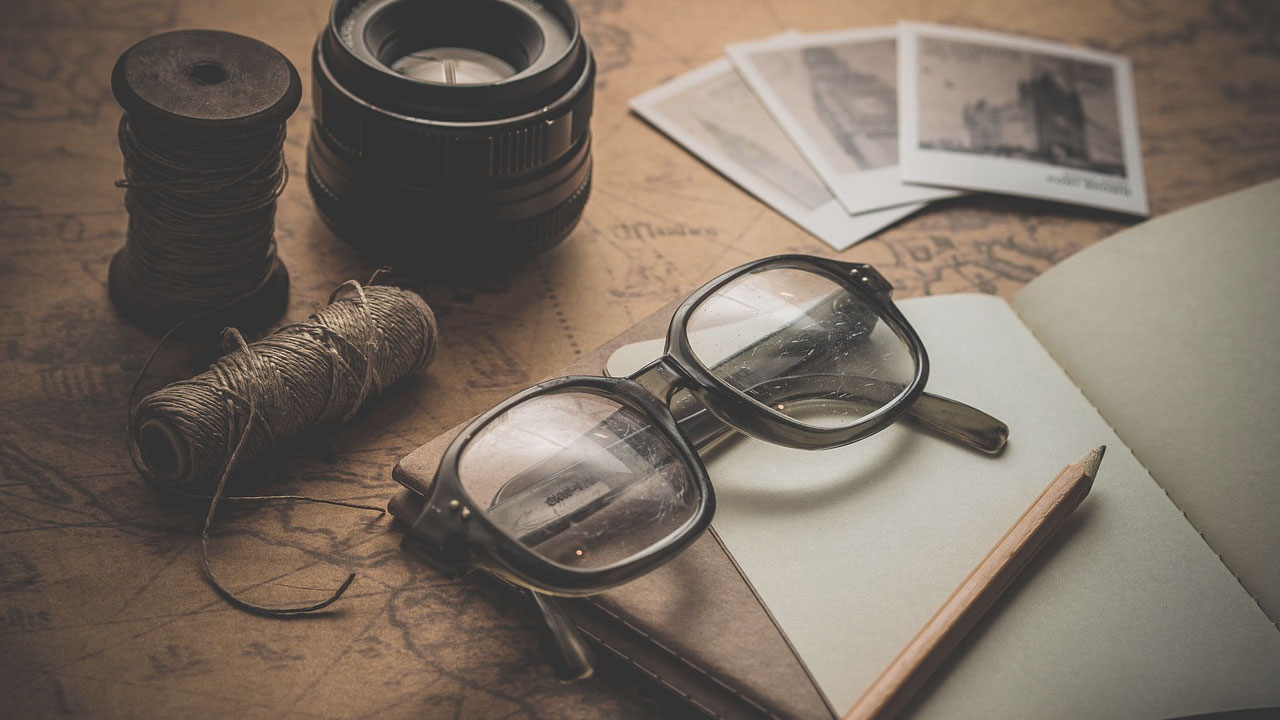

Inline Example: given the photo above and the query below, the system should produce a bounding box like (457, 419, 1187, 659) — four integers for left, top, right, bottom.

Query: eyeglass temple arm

(530, 590, 595, 682)
(669, 384, 1008, 454)
(398, 525, 594, 681)
(901, 392, 1009, 453)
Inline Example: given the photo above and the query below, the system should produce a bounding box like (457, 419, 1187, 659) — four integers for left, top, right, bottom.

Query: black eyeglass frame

(407, 254, 931, 597)
(660, 254, 929, 450)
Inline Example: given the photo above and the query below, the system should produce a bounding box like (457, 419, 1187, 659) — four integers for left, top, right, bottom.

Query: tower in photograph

(803, 46, 898, 169)
(1021, 71, 1086, 162)
(961, 63, 1089, 165)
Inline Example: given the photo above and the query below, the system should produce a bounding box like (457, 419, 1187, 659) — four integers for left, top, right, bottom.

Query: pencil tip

(1081, 446, 1106, 478)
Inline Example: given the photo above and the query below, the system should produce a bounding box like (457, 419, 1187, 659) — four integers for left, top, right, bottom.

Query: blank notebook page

(608, 293, 1280, 719)
(1013, 178, 1280, 621)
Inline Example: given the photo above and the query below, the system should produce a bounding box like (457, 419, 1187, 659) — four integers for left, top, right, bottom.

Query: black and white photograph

(898, 22, 1148, 215)
(917, 39, 1123, 175)
(629, 57, 920, 251)
(727, 28, 959, 215)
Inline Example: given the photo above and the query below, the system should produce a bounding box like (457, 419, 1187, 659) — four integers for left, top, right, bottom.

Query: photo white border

(898, 21, 1148, 216)
(726, 28, 960, 216)
(629, 57, 920, 251)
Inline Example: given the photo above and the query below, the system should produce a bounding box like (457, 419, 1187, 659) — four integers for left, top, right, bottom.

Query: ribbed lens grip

(314, 48, 594, 183)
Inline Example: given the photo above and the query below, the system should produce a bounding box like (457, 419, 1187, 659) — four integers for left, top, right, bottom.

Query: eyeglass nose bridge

(627, 355, 688, 404)
(627, 355, 739, 450)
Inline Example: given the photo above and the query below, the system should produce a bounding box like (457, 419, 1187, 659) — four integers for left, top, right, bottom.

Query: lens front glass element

(360, 0, 550, 86)
(686, 267, 916, 429)
(457, 391, 700, 571)
(390, 47, 518, 84)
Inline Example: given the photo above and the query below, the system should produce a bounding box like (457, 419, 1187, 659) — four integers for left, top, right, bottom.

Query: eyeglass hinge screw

(447, 499, 461, 511)
(460, 507, 473, 520)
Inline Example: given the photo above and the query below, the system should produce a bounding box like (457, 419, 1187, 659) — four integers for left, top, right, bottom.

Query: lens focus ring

(313, 44, 594, 181)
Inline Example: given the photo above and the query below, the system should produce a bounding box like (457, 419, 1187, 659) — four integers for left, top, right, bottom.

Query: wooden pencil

(845, 446, 1106, 720)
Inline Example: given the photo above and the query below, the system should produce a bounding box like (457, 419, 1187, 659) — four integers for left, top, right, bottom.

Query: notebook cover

(388, 301, 835, 720)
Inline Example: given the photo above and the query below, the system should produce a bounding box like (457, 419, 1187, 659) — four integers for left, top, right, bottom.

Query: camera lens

(307, 0, 595, 273)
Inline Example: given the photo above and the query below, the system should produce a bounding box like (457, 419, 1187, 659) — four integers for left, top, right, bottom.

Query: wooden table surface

(2, 0, 1278, 718)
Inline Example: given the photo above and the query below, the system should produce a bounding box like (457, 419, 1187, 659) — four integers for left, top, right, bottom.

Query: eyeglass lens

(685, 267, 916, 429)
(457, 391, 702, 570)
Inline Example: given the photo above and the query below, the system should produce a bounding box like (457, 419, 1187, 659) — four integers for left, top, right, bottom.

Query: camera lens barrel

(308, 0, 595, 272)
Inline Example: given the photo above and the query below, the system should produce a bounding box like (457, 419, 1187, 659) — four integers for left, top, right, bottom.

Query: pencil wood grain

(845, 446, 1106, 720)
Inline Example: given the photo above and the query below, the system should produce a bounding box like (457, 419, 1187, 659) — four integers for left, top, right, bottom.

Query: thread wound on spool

(109, 29, 302, 334)
(131, 283, 438, 491)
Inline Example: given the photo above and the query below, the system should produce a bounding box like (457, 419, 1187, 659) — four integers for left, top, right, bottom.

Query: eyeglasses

(398, 254, 1007, 677)
(402, 254, 1006, 586)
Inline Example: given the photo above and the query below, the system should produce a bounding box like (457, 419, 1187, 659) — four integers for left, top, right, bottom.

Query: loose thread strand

(200, 405, 359, 616)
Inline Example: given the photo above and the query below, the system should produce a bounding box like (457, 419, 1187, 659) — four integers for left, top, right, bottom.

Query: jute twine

(129, 281, 438, 614)
(114, 113, 286, 307)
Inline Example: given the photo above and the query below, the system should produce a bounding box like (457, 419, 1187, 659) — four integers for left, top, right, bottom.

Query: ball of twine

(132, 282, 437, 491)
(128, 280, 438, 615)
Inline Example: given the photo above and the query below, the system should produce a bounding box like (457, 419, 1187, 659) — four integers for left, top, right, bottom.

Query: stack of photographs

(630, 22, 1147, 252)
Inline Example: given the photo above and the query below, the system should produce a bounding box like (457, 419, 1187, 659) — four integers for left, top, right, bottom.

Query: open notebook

(390, 180, 1280, 719)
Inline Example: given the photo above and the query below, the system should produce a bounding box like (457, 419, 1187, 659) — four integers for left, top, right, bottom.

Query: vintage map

(2, 0, 1278, 717)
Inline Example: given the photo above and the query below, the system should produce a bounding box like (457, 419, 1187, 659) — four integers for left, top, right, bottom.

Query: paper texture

(1013, 178, 1280, 622)
(608, 294, 1280, 718)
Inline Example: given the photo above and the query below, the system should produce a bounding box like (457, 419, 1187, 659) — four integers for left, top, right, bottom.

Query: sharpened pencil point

(1081, 446, 1106, 478)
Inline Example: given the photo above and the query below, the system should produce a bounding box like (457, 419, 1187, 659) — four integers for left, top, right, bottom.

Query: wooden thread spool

(109, 29, 301, 334)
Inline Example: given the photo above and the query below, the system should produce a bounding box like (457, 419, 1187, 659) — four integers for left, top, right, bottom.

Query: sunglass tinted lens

(686, 267, 916, 429)
(457, 392, 701, 570)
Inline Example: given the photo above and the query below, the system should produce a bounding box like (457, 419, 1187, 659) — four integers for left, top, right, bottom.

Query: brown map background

(2, 0, 1278, 718)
